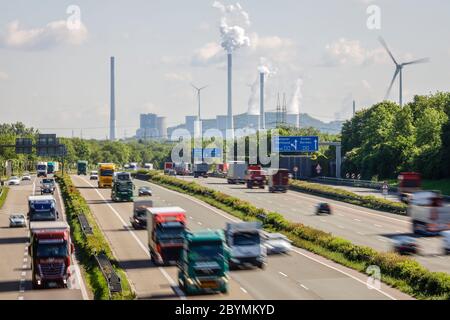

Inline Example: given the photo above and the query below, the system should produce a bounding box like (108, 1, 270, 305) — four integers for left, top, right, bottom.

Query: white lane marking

(395, 230, 403, 233)
(240, 287, 248, 294)
(299, 283, 309, 290)
(189, 216, 193, 219)
(320, 219, 326, 223)
(337, 214, 344, 217)
(278, 271, 288, 277)
(22, 264, 26, 269)
(354, 219, 361, 222)
(197, 222, 203, 226)
(80, 177, 186, 300)
(18, 296, 24, 300)
(338, 225, 345, 229)
(374, 224, 382, 228)
(357, 231, 365, 235)
(21, 271, 26, 277)
(377, 237, 387, 242)
(23, 252, 27, 256)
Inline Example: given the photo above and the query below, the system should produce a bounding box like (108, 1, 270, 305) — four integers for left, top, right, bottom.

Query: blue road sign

(272, 136, 319, 153)
(192, 148, 222, 158)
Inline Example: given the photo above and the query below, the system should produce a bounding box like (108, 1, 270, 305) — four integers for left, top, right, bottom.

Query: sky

(0, 0, 449, 139)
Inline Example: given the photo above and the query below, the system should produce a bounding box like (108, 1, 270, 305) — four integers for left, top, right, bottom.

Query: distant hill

(299, 113, 344, 134)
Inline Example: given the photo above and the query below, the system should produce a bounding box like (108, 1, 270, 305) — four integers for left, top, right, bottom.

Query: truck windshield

(233, 232, 260, 246)
(37, 165, 46, 170)
(156, 225, 185, 240)
(117, 182, 132, 191)
(42, 179, 54, 184)
(30, 210, 55, 221)
(189, 241, 223, 261)
(116, 174, 130, 181)
(36, 241, 68, 258)
(100, 169, 114, 176)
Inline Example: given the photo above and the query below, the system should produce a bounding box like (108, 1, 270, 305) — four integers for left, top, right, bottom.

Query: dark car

(316, 203, 331, 215)
(138, 186, 152, 196)
(392, 236, 419, 255)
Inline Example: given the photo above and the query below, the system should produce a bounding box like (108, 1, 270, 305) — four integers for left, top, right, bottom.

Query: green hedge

(56, 174, 135, 300)
(0, 186, 9, 209)
(290, 180, 407, 215)
(140, 171, 450, 300)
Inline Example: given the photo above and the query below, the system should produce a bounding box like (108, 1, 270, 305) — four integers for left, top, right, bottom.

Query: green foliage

(0, 186, 9, 209)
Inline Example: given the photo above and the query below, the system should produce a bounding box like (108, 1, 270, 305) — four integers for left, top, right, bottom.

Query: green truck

(111, 172, 134, 202)
(178, 229, 229, 295)
(77, 160, 88, 175)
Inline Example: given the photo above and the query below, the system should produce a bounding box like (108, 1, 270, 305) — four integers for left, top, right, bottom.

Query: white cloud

(0, 20, 88, 50)
(322, 38, 387, 66)
(164, 72, 192, 82)
(0, 71, 8, 80)
(191, 41, 224, 66)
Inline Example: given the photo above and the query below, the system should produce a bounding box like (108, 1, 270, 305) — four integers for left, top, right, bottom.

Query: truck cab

(28, 195, 58, 222)
(193, 162, 209, 178)
(147, 207, 187, 265)
(77, 160, 88, 175)
(28, 221, 74, 289)
(178, 230, 229, 295)
(398, 172, 422, 203)
(408, 191, 450, 235)
(40, 178, 56, 195)
(130, 199, 153, 229)
(36, 162, 48, 178)
(98, 163, 115, 188)
(267, 168, 289, 193)
(225, 221, 266, 269)
(111, 172, 134, 202)
(245, 165, 266, 189)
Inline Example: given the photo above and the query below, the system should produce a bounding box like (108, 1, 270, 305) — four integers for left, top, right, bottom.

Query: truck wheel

(257, 262, 266, 269)
(247, 182, 253, 189)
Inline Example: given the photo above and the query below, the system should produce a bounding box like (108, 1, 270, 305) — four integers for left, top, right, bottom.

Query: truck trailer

(267, 168, 290, 193)
(227, 161, 248, 184)
(77, 160, 88, 175)
(36, 162, 48, 178)
(408, 191, 450, 235)
(193, 162, 209, 178)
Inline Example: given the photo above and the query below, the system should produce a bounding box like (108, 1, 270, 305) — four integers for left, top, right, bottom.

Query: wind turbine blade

(385, 68, 400, 100)
(378, 36, 398, 65)
(199, 85, 209, 91)
(191, 83, 200, 91)
(402, 57, 430, 66)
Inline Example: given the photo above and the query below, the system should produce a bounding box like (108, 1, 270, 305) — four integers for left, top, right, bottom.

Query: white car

(90, 171, 99, 180)
(9, 214, 26, 227)
(442, 230, 450, 255)
(21, 173, 31, 181)
(8, 176, 21, 186)
(262, 232, 292, 255)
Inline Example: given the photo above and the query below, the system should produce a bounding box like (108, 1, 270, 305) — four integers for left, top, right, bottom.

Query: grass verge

(56, 173, 135, 300)
(0, 186, 9, 209)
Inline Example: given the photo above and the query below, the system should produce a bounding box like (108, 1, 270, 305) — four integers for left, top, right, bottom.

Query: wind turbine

(379, 36, 430, 107)
(191, 84, 208, 121)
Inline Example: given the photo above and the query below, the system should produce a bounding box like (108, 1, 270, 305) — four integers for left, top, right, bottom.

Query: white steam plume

(248, 58, 276, 115)
(288, 78, 303, 115)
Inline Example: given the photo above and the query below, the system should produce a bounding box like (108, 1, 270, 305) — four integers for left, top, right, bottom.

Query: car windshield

(100, 169, 114, 176)
(189, 241, 223, 261)
(11, 215, 24, 219)
(233, 232, 260, 246)
(140, 187, 149, 191)
(36, 241, 68, 258)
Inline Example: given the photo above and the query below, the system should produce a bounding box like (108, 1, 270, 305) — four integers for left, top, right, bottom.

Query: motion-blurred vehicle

(168, 169, 176, 176)
(9, 214, 26, 227)
(164, 162, 174, 174)
(227, 161, 248, 184)
(77, 160, 88, 175)
(408, 191, 450, 235)
(8, 176, 21, 185)
(316, 203, 332, 215)
(267, 168, 289, 193)
(40, 178, 55, 195)
(245, 165, 266, 189)
(129, 162, 139, 171)
(144, 163, 154, 170)
(130, 199, 153, 229)
(178, 230, 229, 295)
(89, 170, 98, 180)
(174, 162, 191, 176)
(138, 186, 152, 196)
(21, 173, 31, 181)
(442, 230, 450, 255)
(262, 232, 292, 254)
(392, 236, 418, 255)
(398, 172, 422, 203)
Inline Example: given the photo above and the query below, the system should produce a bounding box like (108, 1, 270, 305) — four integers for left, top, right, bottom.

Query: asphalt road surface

(72, 174, 412, 300)
(0, 175, 88, 300)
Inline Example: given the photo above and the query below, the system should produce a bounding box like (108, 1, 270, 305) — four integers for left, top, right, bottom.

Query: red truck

(164, 162, 174, 174)
(398, 172, 422, 203)
(267, 168, 290, 193)
(147, 207, 187, 265)
(28, 221, 74, 289)
(245, 165, 266, 189)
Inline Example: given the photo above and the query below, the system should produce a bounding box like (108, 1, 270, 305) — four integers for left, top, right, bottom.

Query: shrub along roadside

(0, 186, 9, 209)
(139, 171, 450, 300)
(56, 174, 135, 300)
(290, 180, 407, 215)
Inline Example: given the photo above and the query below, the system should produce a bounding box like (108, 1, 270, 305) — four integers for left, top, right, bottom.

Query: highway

(72, 174, 412, 300)
(179, 176, 450, 274)
(0, 176, 89, 300)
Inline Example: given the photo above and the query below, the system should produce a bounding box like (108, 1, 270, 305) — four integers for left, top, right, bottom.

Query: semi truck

(77, 160, 88, 175)
(244, 165, 266, 189)
(174, 162, 191, 176)
(193, 162, 209, 178)
(408, 191, 450, 235)
(267, 168, 290, 193)
(98, 163, 115, 188)
(29, 221, 74, 289)
(227, 161, 248, 184)
(147, 207, 187, 265)
(224, 221, 266, 269)
(28, 195, 58, 222)
(47, 162, 59, 175)
(36, 162, 48, 178)
(178, 230, 229, 295)
(130, 199, 153, 229)
(164, 162, 174, 174)
(111, 172, 134, 202)
(398, 172, 422, 203)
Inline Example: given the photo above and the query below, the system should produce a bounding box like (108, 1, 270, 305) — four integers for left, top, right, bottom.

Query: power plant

(227, 53, 234, 134)
(259, 72, 265, 130)
(110, 56, 116, 141)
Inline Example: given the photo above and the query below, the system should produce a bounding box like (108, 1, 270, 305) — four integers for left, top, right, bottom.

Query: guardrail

(78, 213, 93, 235)
(309, 176, 397, 191)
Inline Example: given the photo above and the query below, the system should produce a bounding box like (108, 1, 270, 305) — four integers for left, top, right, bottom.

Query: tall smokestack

(227, 53, 234, 133)
(352, 100, 356, 117)
(259, 72, 265, 130)
(110, 56, 116, 141)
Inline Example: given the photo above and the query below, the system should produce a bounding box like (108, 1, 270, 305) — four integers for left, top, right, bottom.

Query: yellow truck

(98, 163, 115, 188)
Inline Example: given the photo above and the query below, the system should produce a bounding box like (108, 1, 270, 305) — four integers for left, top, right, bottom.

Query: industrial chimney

(227, 53, 234, 134)
(259, 72, 265, 130)
(110, 56, 116, 141)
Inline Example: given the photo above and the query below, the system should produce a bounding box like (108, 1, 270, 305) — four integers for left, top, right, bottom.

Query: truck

(147, 207, 187, 265)
(193, 162, 209, 178)
(77, 160, 88, 175)
(129, 162, 138, 171)
(36, 162, 48, 178)
(227, 161, 248, 184)
(398, 172, 422, 203)
(408, 191, 450, 235)
(244, 165, 266, 189)
(47, 162, 59, 175)
(28, 221, 74, 289)
(224, 221, 266, 269)
(130, 199, 153, 229)
(111, 172, 134, 202)
(174, 162, 191, 176)
(98, 163, 115, 188)
(28, 195, 59, 222)
(178, 230, 229, 295)
(164, 162, 174, 174)
(267, 168, 290, 193)
(40, 178, 56, 195)
(144, 163, 154, 170)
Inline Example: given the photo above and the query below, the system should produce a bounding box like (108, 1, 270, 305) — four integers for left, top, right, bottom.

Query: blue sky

(0, 0, 449, 139)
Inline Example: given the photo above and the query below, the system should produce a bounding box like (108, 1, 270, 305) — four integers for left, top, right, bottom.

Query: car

(138, 186, 152, 196)
(21, 173, 31, 181)
(40, 178, 56, 195)
(316, 202, 331, 215)
(392, 236, 419, 255)
(168, 169, 176, 176)
(262, 232, 292, 255)
(8, 176, 21, 186)
(442, 230, 450, 255)
(9, 214, 26, 227)
(90, 171, 99, 180)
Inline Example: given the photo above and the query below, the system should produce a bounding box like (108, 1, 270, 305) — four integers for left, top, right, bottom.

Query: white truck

(408, 191, 450, 235)
(144, 163, 154, 170)
(226, 161, 248, 184)
(36, 162, 48, 178)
